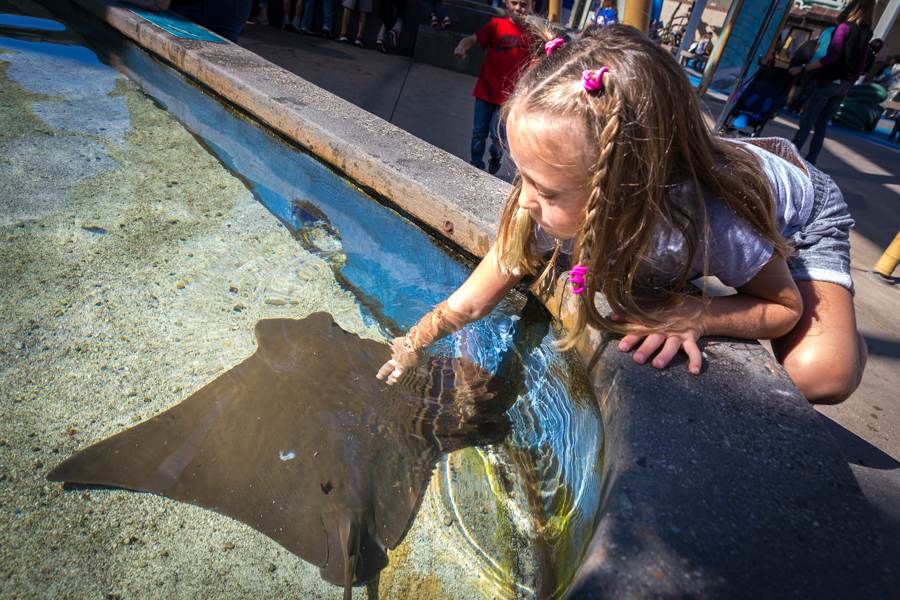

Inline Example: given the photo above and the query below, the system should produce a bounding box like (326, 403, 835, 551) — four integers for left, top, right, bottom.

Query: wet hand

(376, 358, 404, 385)
(611, 314, 704, 375)
(375, 336, 423, 385)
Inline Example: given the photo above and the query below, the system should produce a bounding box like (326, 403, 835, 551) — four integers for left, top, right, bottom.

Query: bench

(680, 51, 708, 71)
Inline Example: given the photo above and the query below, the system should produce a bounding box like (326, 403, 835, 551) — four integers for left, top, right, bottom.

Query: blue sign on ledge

(119, 3, 226, 42)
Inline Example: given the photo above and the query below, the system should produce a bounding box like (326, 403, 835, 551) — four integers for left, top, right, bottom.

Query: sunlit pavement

(239, 24, 900, 588)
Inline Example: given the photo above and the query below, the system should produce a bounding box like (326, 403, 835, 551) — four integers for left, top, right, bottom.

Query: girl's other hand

(612, 314, 704, 375)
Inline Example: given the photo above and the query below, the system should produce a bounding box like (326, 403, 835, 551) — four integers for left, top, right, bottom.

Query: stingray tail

(339, 512, 362, 600)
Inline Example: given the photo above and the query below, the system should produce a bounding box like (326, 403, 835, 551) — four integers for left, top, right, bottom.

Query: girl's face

(507, 117, 593, 241)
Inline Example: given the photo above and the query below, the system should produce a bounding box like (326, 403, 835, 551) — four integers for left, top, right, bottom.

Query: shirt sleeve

(475, 20, 495, 50)
(819, 22, 848, 67)
(702, 200, 775, 288)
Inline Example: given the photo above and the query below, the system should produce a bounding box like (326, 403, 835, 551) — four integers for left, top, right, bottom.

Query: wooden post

(622, 0, 652, 34)
(873, 231, 900, 278)
(548, 0, 562, 23)
(696, 0, 745, 96)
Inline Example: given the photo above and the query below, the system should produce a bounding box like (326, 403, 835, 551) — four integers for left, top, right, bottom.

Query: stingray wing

(47, 313, 514, 585)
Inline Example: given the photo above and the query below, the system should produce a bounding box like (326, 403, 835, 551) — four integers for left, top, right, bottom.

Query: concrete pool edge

(45, 2, 895, 597)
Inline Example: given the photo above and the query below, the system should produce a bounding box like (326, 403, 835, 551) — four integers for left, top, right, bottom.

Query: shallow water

(0, 1, 604, 597)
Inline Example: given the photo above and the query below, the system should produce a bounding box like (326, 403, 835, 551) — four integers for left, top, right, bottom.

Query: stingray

(48, 312, 514, 599)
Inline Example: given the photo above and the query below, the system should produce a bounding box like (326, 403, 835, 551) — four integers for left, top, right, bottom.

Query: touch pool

(0, 2, 604, 598)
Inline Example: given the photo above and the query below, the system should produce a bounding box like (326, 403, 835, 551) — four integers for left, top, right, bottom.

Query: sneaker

(283, 17, 297, 32)
(337, 33, 349, 42)
(441, 16, 450, 29)
(488, 157, 502, 175)
(354, 35, 364, 47)
(376, 37, 386, 53)
(300, 26, 315, 35)
(321, 28, 333, 39)
(250, 15, 268, 26)
(388, 28, 399, 48)
(430, 14, 438, 27)
(291, 17, 303, 31)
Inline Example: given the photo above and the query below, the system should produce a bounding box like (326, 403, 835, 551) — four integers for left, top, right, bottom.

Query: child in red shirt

(454, 0, 534, 174)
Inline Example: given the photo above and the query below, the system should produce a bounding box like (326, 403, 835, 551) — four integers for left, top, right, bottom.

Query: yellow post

(548, 0, 562, 22)
(621, 0, 652, 34)
(696, 0, 746, 96)
(873, 231, 900, 277)
(762, 1, 793, 64)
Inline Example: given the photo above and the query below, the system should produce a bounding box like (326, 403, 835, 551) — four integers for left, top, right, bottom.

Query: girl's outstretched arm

(617, 256, 804, 374)
(376, 246, 523, 384)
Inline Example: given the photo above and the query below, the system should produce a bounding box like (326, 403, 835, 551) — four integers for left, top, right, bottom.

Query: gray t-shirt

(535, 141, 815, 288)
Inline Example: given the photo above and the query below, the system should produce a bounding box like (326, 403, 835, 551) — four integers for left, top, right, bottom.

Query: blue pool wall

(34, 0, 896, 597)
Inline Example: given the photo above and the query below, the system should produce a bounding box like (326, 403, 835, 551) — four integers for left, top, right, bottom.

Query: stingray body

(48, 313, 514, 598)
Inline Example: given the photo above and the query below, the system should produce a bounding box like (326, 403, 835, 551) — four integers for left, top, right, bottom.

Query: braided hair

(495, 22, 792, 348)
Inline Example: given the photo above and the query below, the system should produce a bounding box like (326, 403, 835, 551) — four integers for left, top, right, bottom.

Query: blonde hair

(496, 23, 793, 348)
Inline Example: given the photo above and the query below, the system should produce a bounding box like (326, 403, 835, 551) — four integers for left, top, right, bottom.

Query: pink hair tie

(570, 264, 589, 294)
(545, 37, 565, 56)
(581, 67, 609, 92)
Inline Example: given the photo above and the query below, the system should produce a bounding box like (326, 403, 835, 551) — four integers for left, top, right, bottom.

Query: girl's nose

(518, 186, 539, 210)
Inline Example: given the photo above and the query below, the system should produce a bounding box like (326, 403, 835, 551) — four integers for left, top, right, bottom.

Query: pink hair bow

(570, 264, 589, 294)
(581, 66, 609, 92)
(545, 37, 565, 56)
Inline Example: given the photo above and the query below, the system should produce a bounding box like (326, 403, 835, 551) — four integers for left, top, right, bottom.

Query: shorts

(786, 162, 855, 295)
(342, 0, 373, 12)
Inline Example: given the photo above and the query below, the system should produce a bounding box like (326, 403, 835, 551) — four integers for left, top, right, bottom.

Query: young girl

(377, 24, 866, 405)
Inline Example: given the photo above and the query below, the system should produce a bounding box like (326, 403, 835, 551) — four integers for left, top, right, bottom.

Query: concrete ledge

(49, 1, 896, 597)
(544, 286, 895, 598)
(55, 0, 509, 259)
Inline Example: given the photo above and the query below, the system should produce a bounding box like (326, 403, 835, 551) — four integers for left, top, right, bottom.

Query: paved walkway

(238, 22, 900, 590)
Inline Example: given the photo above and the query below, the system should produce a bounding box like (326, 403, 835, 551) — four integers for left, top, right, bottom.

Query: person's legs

(771, 280, 866, 404)
(432, 0, 447, 19)
(251, 0, 268, 25)
(470, 98, 492, 169)
(376, 23, 387, 51)
(488, 101, 502, 160)
(792, 83, 832, 153)
(301, 0, 315, 30)
(292, 0, 305, 29)
(805, 81, 851, 164)
(389, 16, 401, 46)
(322, 0, 333, 32)
(339, 6, 351, 37)
(890, 116, 900, 142)
(356, 10, 367, 37)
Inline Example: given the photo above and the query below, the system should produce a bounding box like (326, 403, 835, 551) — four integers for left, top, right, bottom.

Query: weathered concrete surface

(38, 2, 898, 598)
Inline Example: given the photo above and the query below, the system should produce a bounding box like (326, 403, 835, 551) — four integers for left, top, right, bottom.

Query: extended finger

(683, 340, 703, 375)
(651, 336, 686, 369)
(618, 332, 647, 352)
(376, 359, 397, 381)
(633, 333, 666, 364)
